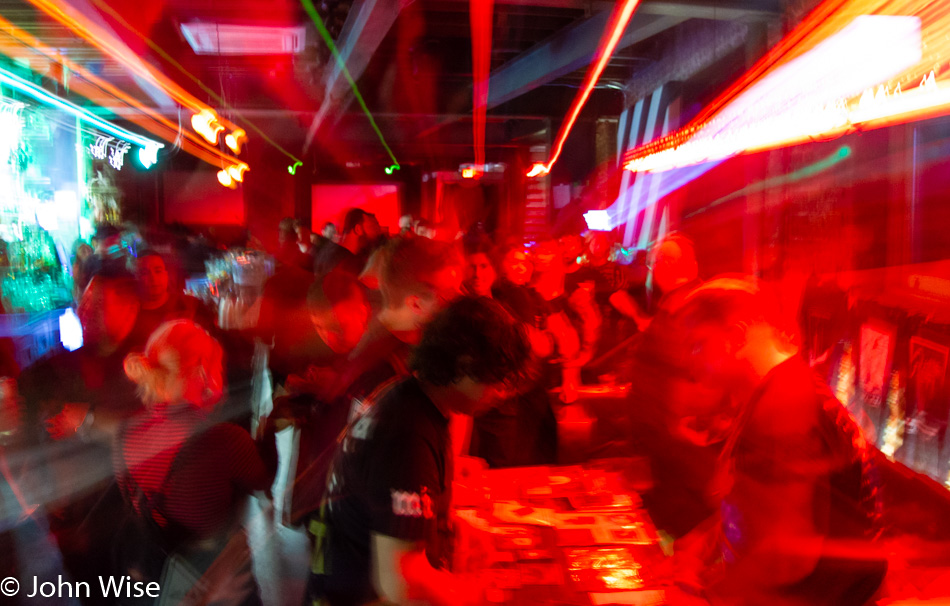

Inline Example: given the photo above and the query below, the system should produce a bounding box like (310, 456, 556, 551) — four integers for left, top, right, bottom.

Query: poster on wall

(904, 336, 950, 481)
(859, 321, 897, 409)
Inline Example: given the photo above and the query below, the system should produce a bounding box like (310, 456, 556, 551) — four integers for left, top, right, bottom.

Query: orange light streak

(0, 13, 244, 169)
(623, 0, 950, 173)
(528, 0, 641, 177)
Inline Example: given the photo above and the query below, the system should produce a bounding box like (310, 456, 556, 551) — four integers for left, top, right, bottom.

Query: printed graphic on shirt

(391, 487, 435, 519)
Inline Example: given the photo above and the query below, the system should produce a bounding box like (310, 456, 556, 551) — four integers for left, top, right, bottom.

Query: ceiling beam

(435, 0, 780, 19)
(487, 10, 685, 109)
(638, 0, 782, 21)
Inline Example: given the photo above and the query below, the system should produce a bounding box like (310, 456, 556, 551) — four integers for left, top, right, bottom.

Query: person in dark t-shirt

(309, 297, 530, 606)
(286, 238, 464, 526)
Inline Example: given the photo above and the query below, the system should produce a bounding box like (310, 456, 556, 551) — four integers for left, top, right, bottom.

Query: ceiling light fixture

(225, 128, 246, 154)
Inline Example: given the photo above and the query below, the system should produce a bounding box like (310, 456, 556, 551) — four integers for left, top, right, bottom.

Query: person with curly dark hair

(308, 297, 529, 606)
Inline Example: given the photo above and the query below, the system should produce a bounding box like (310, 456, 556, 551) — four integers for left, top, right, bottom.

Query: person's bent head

(78, 270, 140, 352)
(378, 237, 464, 332)
(671, 276, 797, 392)
(307, 270, 370, 354)
(411, 296, 530, 415)
(124, 320, 224, 409)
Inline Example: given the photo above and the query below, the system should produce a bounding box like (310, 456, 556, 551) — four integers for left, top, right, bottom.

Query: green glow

(288, 161, 302, 175)
(688, 145, 852, 218)
(384, 164, 400, 175)
(300, 0, 400, 169)
(0, 69, 162, 151)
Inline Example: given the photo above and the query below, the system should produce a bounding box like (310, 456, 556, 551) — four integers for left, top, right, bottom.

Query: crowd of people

(0, 207, 892, 606)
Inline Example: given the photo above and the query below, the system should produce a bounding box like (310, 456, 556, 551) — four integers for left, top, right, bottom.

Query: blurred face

(362, 215, 381, 241)
(322, 224, 337, 241)
(502, 249, 532, 286)
(651, 241, 694, 295)
(182, 357, 224, 407)
(560, 235, 583, 263)
(465, 253, 496, 297)
(412, 265, 464, 326)
(296, 226, 313, 247)
(451, 376, 513, 416)
(532, 241, 560, 274)
(588, 234, 610, 260)
(137, 255, 169, 302)
(312, 298, 371, 354)
(278, 228, 295, 246)
(78, 279, 138, 348)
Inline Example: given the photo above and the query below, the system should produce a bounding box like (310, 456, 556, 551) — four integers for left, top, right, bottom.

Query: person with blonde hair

(114, 320, 277, 606)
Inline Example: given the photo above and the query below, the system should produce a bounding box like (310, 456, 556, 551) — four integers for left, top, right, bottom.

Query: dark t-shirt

(291, 319, 411, 524)
(130, 294, 215, 346)
(492, 280, 543, 326)
(313, 242, 367, 278)
(311, 377, 452, 605)
(258, 265, 331, 383)
(565, 262, 627, 307)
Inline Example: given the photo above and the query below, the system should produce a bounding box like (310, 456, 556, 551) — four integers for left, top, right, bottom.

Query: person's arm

(372, 533, 482, 606)
(609, 290, 651, 331)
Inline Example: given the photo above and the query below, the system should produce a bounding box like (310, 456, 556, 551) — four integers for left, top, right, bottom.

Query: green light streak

(87, 0, 300, 164)
(687, 146, 852, 219)
(288, 161, 302, 175)
(300, 0, 400, 169)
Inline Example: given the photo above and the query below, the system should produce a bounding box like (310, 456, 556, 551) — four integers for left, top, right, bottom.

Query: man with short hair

(130, 250, 214, 345)
(314, 208, 382, 277)
(276, 217, 314, 271)
(611, 232, 700, 331)
(309, 297, 530, 606)
(294, 238, 463, 528)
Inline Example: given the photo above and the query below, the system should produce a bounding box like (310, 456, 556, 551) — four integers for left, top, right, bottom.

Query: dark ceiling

(0, 0, 790, 169)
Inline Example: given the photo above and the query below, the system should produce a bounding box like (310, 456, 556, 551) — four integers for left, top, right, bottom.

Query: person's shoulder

(371, 379, 438, 429)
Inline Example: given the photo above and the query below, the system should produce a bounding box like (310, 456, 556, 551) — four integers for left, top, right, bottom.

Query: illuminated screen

(163, 170, 245, 225)
(311, 184, 400, 235)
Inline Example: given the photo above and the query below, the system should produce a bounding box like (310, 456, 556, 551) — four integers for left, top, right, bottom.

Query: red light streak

(528, 0, 641, 177)
(470, 0, 494, 176)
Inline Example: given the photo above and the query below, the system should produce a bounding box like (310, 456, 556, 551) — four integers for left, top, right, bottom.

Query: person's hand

(44, 402, 90, 440)
(286, 366, 340, 399)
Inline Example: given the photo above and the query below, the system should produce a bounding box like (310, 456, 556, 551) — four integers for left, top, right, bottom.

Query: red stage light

(470, 0, 494, 173)
(529, 0, 642, 177)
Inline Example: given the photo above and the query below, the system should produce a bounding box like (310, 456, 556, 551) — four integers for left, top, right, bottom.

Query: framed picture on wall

(909, 336, 950, 417)
(858, 321, 897, 409)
